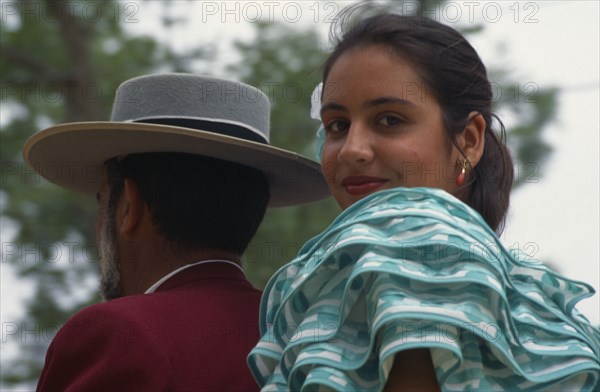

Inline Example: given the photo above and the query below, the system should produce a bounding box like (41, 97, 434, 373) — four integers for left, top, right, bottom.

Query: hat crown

(111, 73, 270, 142)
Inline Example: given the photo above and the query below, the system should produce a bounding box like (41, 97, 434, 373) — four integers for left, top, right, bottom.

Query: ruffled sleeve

(248, 188, 600, 391)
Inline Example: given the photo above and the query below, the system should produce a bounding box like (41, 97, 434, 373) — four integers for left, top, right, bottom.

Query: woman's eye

(377, 115, 403, 126)
(325, 120, 350, 134)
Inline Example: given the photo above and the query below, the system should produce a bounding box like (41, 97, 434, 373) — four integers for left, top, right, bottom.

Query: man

(23, 74, 329, 391)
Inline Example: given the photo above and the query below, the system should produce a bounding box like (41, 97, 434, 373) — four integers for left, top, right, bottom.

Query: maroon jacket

(37, 262, 262, 391)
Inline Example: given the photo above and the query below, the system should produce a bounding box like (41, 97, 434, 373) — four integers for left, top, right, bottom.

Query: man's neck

(119, 245, 242, 296)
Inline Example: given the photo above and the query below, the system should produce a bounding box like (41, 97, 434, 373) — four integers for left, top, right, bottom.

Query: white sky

(1, 1, 598, 379)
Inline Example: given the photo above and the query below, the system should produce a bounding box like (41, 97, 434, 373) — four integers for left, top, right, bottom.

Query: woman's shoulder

(253, 187, 599, 391)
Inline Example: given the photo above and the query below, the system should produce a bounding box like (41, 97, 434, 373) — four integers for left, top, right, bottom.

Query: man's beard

(99, 202, 122, 301)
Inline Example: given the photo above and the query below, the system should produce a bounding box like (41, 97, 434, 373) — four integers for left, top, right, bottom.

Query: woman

(248, 10, 600, 392)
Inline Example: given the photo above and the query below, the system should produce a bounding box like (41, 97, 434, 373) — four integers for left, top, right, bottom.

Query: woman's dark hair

(322, 9, 514, 233)
(106, 153, 269, 254)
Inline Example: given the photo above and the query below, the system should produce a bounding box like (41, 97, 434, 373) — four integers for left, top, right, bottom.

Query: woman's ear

(457, 111, 486, 166)
(116, 179, 144, 236)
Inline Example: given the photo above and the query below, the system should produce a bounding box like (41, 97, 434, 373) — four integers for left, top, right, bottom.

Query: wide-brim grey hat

(23, 73, 330, 207)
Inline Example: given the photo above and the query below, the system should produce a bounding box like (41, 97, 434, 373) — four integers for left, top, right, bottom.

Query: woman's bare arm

(384, 349, 441, 392)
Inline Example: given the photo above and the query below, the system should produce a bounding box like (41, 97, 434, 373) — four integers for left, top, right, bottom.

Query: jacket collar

(146, 260, 247, 293)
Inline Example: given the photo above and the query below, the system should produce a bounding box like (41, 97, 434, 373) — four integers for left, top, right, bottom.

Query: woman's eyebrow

(363, 97, 416, 108)
(320, 97, 416, 116)
(320, 102, 347, 115)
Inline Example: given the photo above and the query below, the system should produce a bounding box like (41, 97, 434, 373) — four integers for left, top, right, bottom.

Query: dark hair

(323, 10, 514, 233)
(106, 153, 269, 254)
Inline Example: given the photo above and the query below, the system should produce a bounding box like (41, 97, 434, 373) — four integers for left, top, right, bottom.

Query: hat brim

(23, 122, 331, 207)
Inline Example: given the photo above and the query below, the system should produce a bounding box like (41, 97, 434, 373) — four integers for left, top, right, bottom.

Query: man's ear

(116, 179, 144, 236)
(457, 111, 486, 166)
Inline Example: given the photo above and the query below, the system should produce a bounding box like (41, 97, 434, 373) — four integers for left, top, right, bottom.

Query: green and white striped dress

(248, 187, 599, 391)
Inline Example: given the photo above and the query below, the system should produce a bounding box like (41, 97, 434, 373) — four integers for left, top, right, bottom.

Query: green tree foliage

(1, 0, 558, 387)
(227, 21, 339, 288)
(0, 0, 206, 385)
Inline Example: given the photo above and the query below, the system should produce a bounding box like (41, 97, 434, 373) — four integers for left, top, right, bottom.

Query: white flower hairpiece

(310, 82, 323, 121)
(310, 83, 326, 162)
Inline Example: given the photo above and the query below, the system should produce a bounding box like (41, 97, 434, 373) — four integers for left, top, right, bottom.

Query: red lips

(341, 176, 388, 196)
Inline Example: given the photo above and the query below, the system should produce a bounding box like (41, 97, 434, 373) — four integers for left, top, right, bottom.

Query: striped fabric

(248, 187, 600, 391)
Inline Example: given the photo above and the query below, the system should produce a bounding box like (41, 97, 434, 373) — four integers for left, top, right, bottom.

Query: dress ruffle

(248, 188, 599, 391)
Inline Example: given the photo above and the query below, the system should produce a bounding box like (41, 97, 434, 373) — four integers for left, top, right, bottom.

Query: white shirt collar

(144, 259, 244, 294)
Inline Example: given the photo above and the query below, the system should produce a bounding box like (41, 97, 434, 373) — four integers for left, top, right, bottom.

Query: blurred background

(1, 0, 598, 389)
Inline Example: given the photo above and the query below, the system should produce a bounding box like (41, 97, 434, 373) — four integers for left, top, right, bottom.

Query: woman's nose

(337, 124, 374, 166)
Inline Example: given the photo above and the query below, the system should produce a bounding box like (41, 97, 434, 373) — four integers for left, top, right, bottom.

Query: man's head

(24, 73, 330, 299)
(97, 153, 269, 300)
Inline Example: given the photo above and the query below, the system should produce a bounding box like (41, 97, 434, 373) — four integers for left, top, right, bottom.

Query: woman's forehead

(321, 48, 435, 107)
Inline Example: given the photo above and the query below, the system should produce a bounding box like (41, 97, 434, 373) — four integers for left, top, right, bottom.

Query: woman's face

(320, 45, 463, 210)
